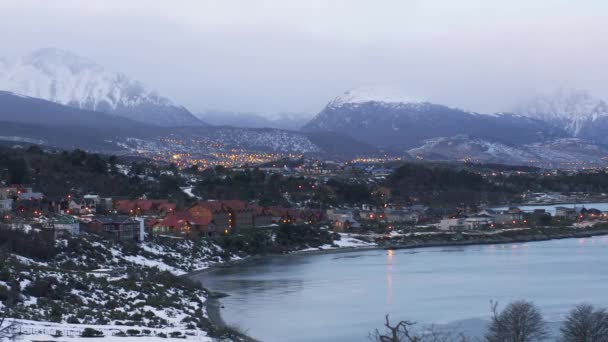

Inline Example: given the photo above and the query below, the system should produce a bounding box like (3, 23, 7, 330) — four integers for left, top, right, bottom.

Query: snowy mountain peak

(327, 86, 426, 108)
(515, 88, 608, 135)
(0, 48, 203, 126)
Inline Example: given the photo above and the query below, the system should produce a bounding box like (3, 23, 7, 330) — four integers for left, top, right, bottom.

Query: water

(195, 236, 608, 341)
(492, 202, 608, 215)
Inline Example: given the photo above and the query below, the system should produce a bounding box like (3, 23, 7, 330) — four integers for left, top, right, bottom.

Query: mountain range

(1, 49, 608, 167)
(0, 91, 374, 157)
(302, 87, 608, 166)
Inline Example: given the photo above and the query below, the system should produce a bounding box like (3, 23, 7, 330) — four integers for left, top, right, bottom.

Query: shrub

(66, 316, 80, 324)
(126, 329, 141, 336)
(169, 331, 182, 338)
(157, 332, 168, 338)
(81, 328, 104, 338)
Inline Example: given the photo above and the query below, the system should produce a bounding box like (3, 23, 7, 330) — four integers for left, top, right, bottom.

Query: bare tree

(486, 300, 549, 342)
(560, 304, 608, 342)
(370, 315, 419, 342)
(0, 309, 18, 341)
(369, 315, 470, 342)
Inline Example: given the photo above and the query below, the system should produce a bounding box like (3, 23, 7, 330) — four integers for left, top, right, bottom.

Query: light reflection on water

(195, 236, 608, 342)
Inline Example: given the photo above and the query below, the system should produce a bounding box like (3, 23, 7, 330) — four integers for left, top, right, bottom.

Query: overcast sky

(1, 0, 607, 117)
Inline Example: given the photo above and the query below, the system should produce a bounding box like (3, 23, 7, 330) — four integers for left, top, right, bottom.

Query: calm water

(195, 236, 608, 341)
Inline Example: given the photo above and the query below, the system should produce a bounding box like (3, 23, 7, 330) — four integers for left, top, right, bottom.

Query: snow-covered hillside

(515, 88, 608, 136)
(0, 48, 203, 127)
(302, 88, 562, 150)
(408, 135, 608, 167)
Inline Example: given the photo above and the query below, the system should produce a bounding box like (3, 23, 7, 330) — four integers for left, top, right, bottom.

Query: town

(2, 146, 608, 246)
(3, 145, 608, 341)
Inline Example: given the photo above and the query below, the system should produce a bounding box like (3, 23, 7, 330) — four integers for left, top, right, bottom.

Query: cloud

(0, 0, 607, 115)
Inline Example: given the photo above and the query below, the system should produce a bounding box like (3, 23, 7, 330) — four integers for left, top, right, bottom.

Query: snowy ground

(180, 186, 201, 200)
(298, 233, 376, 252)
(9, 318, 213, 342)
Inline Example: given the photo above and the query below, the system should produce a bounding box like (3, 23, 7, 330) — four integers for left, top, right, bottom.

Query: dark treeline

(386, 164, 516, 205)
(192, 166, 372, 207)
(387, 163, 608, 205)
(0, 146, 190, 203)
(217, 224, 336, 255)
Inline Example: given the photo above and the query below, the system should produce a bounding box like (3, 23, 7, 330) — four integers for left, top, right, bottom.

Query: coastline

(194, 228, 608, 342)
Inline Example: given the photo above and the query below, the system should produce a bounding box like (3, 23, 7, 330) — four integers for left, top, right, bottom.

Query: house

(580, 208, 602, 220)
(438, 218, 466, 231)
(250, 204, 274, 227)
(114, 199, 175, 215)
(191, 202, 230, 232)
(478, 207, 523, 225)
(555, 207, 578, 220)
(156, 208, 212, 236)
(68, 198, 96, 215)
(51, 215, 80, 235)
(384, 209, 419, 224)
(221, 200, 254, 229)
(156, 203, 234, 237)
(81, 195, 113, 213)
(463, 215, 494, 229)
(327, 209, 360, 232)
(438, 214, 493, 231)
(18, 191, 44, 201)
(85, 215, 141, 242)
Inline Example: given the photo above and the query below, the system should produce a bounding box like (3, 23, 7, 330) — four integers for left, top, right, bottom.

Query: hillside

(0, 48, 203, 127)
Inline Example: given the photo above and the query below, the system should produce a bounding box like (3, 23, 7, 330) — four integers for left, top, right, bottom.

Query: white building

(438, 215, 493, 231)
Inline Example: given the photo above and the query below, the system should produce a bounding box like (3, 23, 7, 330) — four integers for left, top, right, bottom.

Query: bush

(142, 329, 151, 336)
(157, 332, 168, 338)
(81, 328, 104, 338)
(126, 329, 141, 336)
(169, 331, 182, 338)
(66, 316, 80, 324)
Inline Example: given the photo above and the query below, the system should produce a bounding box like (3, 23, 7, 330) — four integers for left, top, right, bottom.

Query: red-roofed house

(115, 199, 174, 215)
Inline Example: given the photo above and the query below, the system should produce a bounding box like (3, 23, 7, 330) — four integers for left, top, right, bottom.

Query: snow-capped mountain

(0, 48, 203, 127)
(515, 88, 608, 136)
(408, 135, 608, 167)
(303, 87, 565, 150)
(326, 86, 427, 109)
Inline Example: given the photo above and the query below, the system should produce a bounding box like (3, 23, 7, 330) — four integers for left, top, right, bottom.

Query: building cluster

(437, 205, 608, 231)
(326, 204, 428, 231)
(154, 200, 324, 237)
(0, 184, 327, 242)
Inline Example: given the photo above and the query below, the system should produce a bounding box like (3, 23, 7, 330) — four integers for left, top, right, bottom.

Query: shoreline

(193, 227, 608, 342)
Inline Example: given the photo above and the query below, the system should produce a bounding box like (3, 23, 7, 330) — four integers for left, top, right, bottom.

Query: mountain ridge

(0, 48, 204, 127)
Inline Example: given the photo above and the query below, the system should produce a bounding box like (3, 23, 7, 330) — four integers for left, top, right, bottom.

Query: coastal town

(2, 144, 608, 340)
(3, 156, 608, 243)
